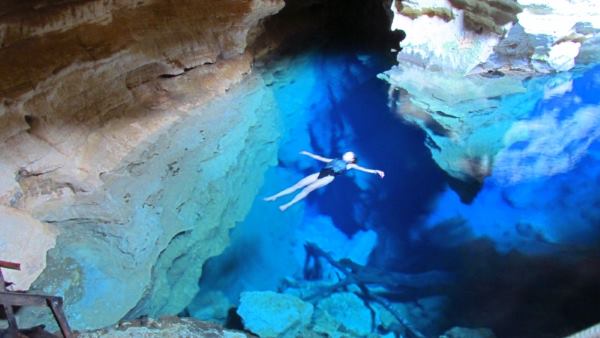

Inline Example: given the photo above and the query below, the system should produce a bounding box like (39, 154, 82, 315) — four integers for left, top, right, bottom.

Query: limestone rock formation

(390, 0, 600, 73)
(0, 0, 285, 331)
(384, 0, 600, 188)
(0, 0, 284, 209)
(0, 205, 58, 290)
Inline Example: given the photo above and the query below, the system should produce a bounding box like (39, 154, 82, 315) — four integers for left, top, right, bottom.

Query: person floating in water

(264, 150, 385, 211)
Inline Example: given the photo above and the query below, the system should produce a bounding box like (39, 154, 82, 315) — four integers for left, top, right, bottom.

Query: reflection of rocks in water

(381, 63, 527, 188)
(418, 65, 600, 254)
(494, 105, 600, 185)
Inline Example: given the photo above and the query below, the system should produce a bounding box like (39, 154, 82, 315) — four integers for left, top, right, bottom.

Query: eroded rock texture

(391, 0, 600, 73)
(385, 0, 600, 188)
(0, 0, 284, 330)
(0, 0, 283, 209)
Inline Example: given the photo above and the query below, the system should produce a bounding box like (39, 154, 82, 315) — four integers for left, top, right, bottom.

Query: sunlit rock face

(0, 205, 57, 290)
(0, 0, 283, 210)
(0, 0, 284, 330)
(385, 0, 600, 187)
(391, 0, 600, 74)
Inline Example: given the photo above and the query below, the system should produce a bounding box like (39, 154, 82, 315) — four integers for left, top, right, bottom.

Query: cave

(1, 0, 600, 337)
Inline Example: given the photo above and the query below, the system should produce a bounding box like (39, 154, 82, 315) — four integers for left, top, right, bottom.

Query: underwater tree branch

(302, 242, 449, 338)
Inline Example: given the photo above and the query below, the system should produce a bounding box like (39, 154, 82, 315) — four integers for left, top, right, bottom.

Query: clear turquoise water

(194, 45, 600, 337)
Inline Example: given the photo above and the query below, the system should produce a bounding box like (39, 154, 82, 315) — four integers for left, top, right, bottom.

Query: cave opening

(251, 0, 404, 60)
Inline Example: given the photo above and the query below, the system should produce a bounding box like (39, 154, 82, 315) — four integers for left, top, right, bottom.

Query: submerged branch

(302, 242, 452, 338)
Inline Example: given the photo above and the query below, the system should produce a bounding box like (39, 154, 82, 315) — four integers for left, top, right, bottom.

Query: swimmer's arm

(348, 164, 385, 178)
(299, 150, 333, 163)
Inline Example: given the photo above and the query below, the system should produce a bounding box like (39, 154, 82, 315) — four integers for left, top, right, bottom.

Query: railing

(0, 260, 73, 338)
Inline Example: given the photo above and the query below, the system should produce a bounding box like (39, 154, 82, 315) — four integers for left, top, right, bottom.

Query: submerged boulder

(313, 292, 373, 337)
(237, 291, 313, 338)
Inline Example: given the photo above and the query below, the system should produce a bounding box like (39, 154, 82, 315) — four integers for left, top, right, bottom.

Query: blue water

(193, 46, 600, 337)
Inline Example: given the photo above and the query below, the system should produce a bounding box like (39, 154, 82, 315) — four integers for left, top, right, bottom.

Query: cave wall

(0, 0, 283, 211)
(383, 0, 600, 185)
(390, 0, 600, 74)
(0, 0, 285, 330)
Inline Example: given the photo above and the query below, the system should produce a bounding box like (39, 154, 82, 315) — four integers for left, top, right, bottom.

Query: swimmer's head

(342, 151, 357, 163)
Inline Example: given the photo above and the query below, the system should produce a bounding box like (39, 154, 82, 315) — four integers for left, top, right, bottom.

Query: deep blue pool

(194, 45, 600, 337)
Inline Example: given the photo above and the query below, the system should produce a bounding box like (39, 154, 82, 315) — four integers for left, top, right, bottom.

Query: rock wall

(0, 0, 284, 330)
(384, 0, 600, 185)
(0, 0, 283, 210)
(390, 0, 600, 74)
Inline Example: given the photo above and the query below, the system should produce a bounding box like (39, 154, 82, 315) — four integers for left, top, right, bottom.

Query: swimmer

(264, 150, 385, 211)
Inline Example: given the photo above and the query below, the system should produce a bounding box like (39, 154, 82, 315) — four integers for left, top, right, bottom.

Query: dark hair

(352, 157, 358, 164)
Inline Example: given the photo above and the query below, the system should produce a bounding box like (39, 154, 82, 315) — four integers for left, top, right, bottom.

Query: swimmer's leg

(264, 173, 320, 201)
(279, 176, 335, 211)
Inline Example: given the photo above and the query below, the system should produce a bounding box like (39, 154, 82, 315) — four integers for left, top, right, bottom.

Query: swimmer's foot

(279, 204, 289, 212)
(264, 196, 277, 202)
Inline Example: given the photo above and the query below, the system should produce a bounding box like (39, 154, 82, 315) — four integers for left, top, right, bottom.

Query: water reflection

(386, 64, 600, 253)
(496, 105, 600, 185)
(383, 64, 600, 336)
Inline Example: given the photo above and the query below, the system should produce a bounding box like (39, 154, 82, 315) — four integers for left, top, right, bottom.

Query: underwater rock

(385, 0, 600, 189)
(187, 291, 231, 323)
(0, 205, 58, 290)
(0, 0, 285, 330)
(237, 291, 314, 338)
(15, 74, 281, 331)
(190, 51, 384, 312)
(313, 292, 373, 337)
(441, 326, 496, 338)
(77, 316, 254, 338)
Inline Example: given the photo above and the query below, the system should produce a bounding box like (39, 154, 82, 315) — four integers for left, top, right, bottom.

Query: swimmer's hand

(376, 170, 385, 178)
(299, 150, 310, 155)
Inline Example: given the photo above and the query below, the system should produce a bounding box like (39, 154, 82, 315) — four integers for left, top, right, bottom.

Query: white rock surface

(0, 206, 58, 290)
(389, 0, 600, 73)
(390, 0, 502, 74)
